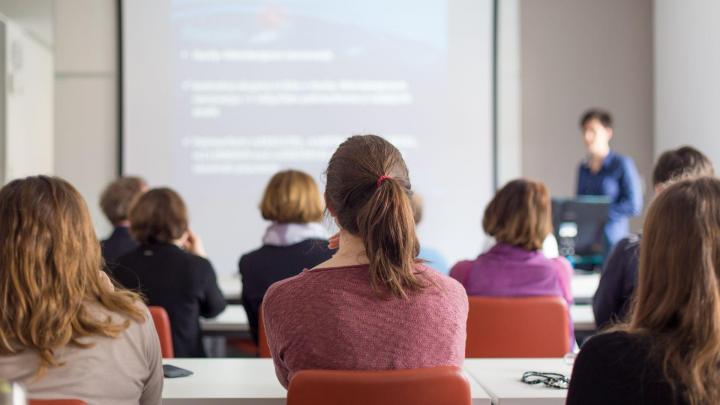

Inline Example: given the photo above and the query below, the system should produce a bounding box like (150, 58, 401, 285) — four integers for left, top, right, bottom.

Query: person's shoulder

(265, 270, 311, 295)
(609, 235, 641, 259)
(421, 265, 467, 296)
(449, 259, 474, 274)
(238, 245, 267, 269)
(580, 331, 646, 362)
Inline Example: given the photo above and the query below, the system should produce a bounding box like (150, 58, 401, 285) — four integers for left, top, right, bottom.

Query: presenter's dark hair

(129, 187, 188, 244)
(652, 146, 714, 186)
(324, 135, 424, 299)
(580, 109, 613, 129)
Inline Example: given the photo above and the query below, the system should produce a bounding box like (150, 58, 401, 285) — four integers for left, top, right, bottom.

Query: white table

(218, 274, 241, 301)
(571, 273, 599, 304)
(201, 305, 249, 332)
(162, 358, 492, 404)
(464, 358, 572, 405)
(570, 305, 595, 332)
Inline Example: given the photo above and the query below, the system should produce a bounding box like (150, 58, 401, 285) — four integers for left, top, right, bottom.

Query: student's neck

(319, 232, 369, 268)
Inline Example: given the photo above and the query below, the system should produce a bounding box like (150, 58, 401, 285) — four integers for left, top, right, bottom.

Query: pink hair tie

(376, 175, 392, 188)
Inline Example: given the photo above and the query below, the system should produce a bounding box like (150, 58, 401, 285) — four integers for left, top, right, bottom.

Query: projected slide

(123, 0, 494, 276)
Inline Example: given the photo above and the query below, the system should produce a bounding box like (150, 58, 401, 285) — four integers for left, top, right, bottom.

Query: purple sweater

(262, 264, 468, 388)
(450, 243, 574, 349)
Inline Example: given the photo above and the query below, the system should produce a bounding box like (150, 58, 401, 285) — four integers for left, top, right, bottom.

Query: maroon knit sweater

(262, 264, 468, 388)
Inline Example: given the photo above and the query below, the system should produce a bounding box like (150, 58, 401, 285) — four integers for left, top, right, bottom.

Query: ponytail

(357, 177, 424, 298)
(325, 135, 428, 299)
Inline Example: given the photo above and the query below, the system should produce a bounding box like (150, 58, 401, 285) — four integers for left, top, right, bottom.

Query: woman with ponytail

(262, 135, 468, 388)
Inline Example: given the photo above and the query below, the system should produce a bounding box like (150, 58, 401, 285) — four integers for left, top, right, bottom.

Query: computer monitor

(552, 196, 611, 271)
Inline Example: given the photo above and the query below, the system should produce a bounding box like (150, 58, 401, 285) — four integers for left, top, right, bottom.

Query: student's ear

(606, 127, 614, 141)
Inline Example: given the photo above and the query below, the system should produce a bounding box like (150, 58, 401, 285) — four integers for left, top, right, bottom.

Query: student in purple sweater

(262, 135, 468, 388)
(450, 179, 574, 349)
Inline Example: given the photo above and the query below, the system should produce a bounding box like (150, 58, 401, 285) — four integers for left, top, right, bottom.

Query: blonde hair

(260, 170, 324, 224)
(483, 179, 551, 251)
(621, 176, 720, 404)
(0, 176, 145, 375)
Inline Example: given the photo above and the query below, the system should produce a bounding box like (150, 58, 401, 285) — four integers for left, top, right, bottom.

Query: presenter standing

(576, 109, 642, 250)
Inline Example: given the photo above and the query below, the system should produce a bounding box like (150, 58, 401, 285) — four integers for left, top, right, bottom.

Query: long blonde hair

(0, 176, 145, 375)
(623, 176, 720, 404)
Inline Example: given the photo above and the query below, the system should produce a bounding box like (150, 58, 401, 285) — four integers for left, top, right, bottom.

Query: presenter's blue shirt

(577, 152, 642, 248)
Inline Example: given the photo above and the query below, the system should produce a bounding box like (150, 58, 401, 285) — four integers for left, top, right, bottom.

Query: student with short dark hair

(577, 108, 642, 249)
(99, 176, 147, 262)
(593, 146, 714, 329)
(113, 187, 226, 357)
(262, 135, 468, 388)
(568, 176, 720, 405)
(239, 170, 332, 344)
(450, 179, 574, 350)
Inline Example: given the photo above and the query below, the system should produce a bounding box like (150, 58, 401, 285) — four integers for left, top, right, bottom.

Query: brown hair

(483, 179, 552, 251)
(129, 187, 188, 244)
(99, 176, 147, 225)
(652, 146, 714, 186)
(0, 176, 145, 375)
(260, 170, 324, 223)
(325, 135, 424, 298)
(622, 176, 720, 404)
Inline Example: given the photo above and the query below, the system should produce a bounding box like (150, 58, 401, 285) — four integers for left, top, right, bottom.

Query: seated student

(449, 179, 574, 349)
(113, 187, 226, 357)
(0, 176, 162, 405)
(239, 170, 333, 344)
(262, 135, 468, 388)
(567, 176, 720, 405)
(410, 193, 450, 274)
(593, 146, 714, 329)
(99, 176, 147, 263)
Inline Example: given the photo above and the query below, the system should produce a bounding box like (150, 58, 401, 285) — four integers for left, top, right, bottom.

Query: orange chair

(257, 309, 271, 358)
(30, 400, 86, 405)
(149, 306, 174, 358)
(466, 296, 569, 358)
(287, 366, 471, 405)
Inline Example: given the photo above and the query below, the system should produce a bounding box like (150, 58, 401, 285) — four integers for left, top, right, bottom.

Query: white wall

(654, 0, 720, 166)
(54, 0, 118, 237)
(519, 0, 654, 213)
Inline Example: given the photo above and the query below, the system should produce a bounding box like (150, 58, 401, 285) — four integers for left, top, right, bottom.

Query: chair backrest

(287, 366, 471, 405)
(466, 296, 569, 358)
(257, 308, 271, 358)
(149, 306, 174, 358)
(29, 400, 86, 405)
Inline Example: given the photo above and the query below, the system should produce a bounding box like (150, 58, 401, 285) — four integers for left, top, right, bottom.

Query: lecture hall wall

(0, 0, 716, 237)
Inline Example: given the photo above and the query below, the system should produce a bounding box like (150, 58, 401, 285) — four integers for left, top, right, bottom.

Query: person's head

(129, 187, 188, 244)
(0, 176, 144, 375)
(100, 176, 147, 226)
(260, 170, 324, 224)
(652, 146, 714, 192)
(410, 193, 423, 225)
(483, 179, 551, 251)
(628, 176, 720, 404)
(580, 109, 613, 156)
(325, 134, 423, 298)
